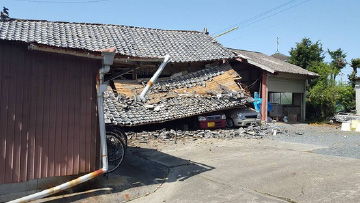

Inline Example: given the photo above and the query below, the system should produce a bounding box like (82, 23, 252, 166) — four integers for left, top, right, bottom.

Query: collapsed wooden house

(104, 63, 252, 127)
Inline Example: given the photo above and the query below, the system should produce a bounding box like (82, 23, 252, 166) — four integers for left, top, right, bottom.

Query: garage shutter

(268, 76, 305, 93)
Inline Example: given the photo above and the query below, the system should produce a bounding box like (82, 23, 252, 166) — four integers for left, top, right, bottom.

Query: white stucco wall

(355, 79, 360, 115)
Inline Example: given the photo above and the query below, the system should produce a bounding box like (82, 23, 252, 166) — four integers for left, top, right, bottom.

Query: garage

(229, 49, 318, 122)
(268, 74, 306, 122)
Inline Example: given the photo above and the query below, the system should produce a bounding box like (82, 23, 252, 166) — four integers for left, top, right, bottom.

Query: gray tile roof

(0, 19, 235, 63)
(270, 53, 289, 62)
(104, 92, 251, 126)
(230, 49, 318, 77)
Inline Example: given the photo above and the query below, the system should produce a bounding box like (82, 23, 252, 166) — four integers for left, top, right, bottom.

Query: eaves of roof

(230, 48, 319, 78)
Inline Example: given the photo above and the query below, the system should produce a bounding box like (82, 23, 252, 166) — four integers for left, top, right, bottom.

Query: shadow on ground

(38, 146, 214, 202)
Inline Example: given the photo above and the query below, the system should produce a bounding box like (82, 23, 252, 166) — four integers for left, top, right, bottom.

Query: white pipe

(97, 65, 110, 173)
(8, 52, 115, 203)
(139, 54, 171, 101)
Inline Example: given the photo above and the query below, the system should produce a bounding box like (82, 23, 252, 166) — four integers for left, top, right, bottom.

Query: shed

(0, 40, 102, 185)
(230, 49, 318, 122)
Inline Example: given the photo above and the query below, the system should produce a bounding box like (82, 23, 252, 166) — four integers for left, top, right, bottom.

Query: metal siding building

(267, 76, 306, 93)
(0, 41, 100, 184)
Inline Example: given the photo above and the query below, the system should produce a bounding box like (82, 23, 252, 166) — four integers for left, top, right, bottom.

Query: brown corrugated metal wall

(0, 41, 101, 184)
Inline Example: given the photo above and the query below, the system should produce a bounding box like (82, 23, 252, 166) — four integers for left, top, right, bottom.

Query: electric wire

(248, 76, 261, 89)
(212, 0, 300, 36)
(222, 0, 311, 42)
(223, 15, 303, 44)
(10, 0, 109, 3)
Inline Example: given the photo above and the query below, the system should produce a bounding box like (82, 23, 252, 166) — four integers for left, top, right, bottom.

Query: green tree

(307, 63, 354, 119)
(289, 38, 355, 121)
(349, 58, 360, 87)
(336, 83, 355, 112)
(328, 48, 347, 80)
(307, 62, 337, 119)
(288, 38, 325, 70)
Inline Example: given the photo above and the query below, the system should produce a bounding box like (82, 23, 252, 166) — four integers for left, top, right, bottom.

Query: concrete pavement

(34, 138, 360, 203)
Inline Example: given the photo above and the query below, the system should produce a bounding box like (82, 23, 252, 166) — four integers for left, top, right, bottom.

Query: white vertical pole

(139, 55, 171, 101)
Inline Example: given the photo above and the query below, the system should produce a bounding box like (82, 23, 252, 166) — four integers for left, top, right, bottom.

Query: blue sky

(2, 0, 359, 81)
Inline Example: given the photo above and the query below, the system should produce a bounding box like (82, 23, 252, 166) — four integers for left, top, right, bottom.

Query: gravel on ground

(267, 123, 360, 159)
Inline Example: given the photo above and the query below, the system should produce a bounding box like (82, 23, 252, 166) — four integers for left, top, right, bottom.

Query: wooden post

(132, 68, 138, 80)
(261, 71, 268, 121)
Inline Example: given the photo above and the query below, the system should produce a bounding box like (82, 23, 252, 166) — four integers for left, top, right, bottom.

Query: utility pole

(214, 27, 238, 39)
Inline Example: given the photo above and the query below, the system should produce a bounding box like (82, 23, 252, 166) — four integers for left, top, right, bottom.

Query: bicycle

(105, 125, 127, 173)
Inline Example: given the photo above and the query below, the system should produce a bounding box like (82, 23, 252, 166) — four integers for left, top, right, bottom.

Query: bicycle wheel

(106, 124, 128, 150)
(106, 131, 125, 173)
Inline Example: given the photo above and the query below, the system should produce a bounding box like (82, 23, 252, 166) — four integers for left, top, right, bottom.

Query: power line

(212, 0, 300, 35)
(221, 0, 311, 43)
(223, 15, 303, 43)
(10, 0, 109, 3)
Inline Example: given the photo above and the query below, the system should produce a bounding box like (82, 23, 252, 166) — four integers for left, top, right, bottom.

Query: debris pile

(126, 125, 279, 143)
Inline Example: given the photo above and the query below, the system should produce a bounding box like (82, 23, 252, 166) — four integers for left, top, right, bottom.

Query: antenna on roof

(214, 27, 238, 39)
(202, 27, 209, 35)
(276, 37, 280, 53)
(0, 7, 9, 21)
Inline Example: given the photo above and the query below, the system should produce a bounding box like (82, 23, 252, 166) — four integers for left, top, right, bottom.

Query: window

(269, 92, 293, 105)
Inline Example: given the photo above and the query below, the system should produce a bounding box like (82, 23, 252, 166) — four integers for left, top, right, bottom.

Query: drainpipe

(139, 54, 171, 101)
(8, 51, 115, 203)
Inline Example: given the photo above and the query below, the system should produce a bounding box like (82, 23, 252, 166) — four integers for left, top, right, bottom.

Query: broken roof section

(0, 19, 235, 63)
(230, 49, 318, 78)
(104, 63, 252, 126)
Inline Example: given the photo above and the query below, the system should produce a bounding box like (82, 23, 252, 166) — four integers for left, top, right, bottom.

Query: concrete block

(341, 122, 351, 131)
(351, 120, 360, 131)
(0, 179, 37, 195)
(0, 190, 38, 202)
(0, 175, 79, 202)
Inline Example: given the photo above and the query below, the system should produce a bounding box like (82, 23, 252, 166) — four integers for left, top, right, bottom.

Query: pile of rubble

(126, 124, 279, 143)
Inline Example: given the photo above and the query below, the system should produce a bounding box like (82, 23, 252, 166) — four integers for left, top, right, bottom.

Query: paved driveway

(36, 125, 360, 203)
